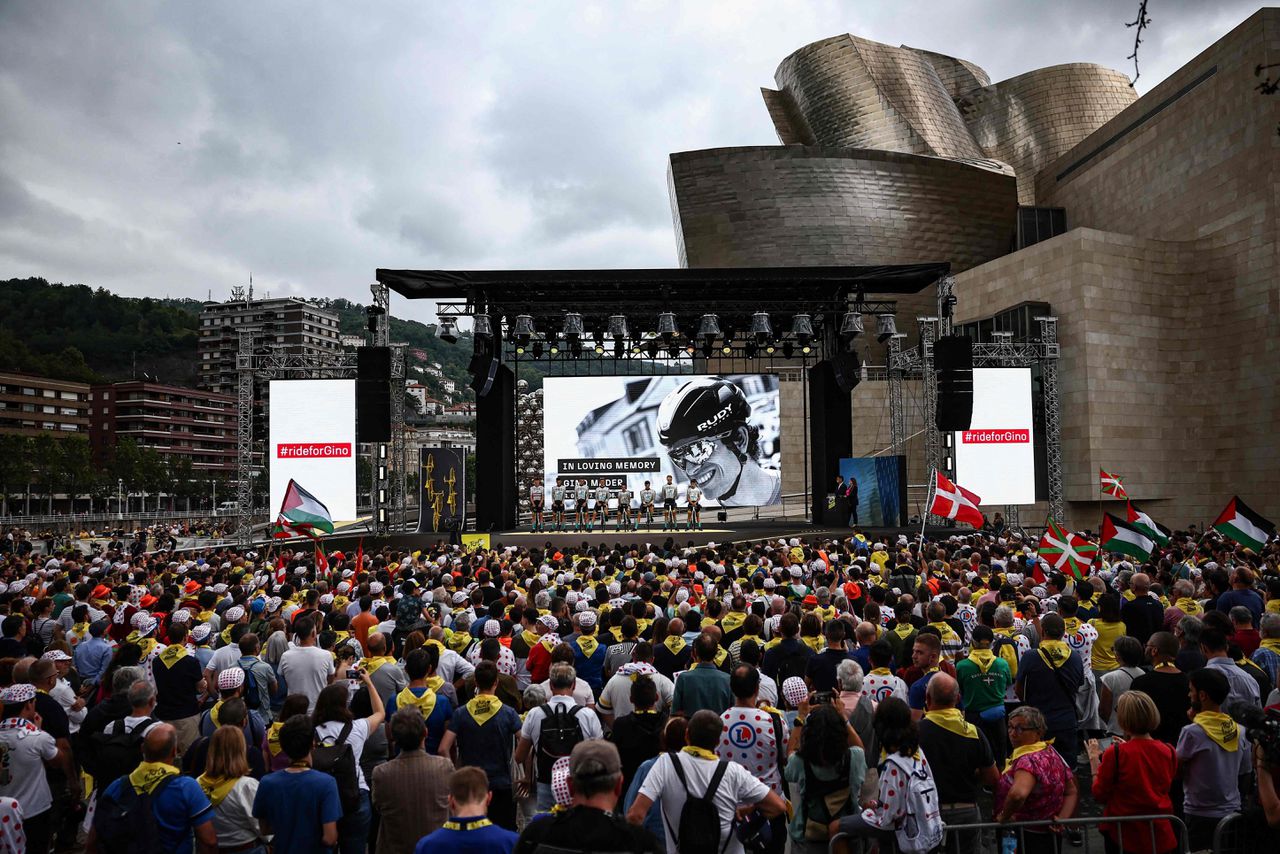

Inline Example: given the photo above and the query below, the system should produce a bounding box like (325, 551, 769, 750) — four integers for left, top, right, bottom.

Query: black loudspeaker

(829, 351, 861, 394)
(934, 335, 974, 432)
(475, 364, 516, 530)
(356, 346, 392, 443)
(808, 360, 852, 525)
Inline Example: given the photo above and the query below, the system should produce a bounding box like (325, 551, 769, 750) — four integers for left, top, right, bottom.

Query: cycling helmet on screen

(656, 377, 751, 447)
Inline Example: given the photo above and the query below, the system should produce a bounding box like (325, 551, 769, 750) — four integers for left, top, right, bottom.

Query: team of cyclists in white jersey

(530, 474, 705, 532)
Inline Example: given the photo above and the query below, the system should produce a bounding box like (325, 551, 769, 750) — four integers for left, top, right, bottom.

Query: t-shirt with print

(638, 751, 770, 854)
(252, 768, 343, 854)
(717, 706, 788, 798)
(862, 669, 908, 706)
(0, 721, 57, 816)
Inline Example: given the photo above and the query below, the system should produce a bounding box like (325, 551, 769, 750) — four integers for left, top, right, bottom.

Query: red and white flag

(1099, 468, 1127, 499)
(928, 470, 984, 528)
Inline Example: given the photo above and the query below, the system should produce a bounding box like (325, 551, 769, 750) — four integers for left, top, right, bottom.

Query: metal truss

(369, 283, 391, 534)
(1036, 317, 1064, 522)
(887, 334, 906, 458)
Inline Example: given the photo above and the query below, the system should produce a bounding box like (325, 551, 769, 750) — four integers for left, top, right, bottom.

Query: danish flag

(928, 470, 984, 528)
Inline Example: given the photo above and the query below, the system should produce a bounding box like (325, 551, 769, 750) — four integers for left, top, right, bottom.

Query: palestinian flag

(1213, 496, 1275, 551)
(1100, 513, 1155, 561)
(1038, 518, 1098, 581)
(276, 479, 334, 538)
(1127, 501, 1171, 547)
(1100, 468, 1127, 499)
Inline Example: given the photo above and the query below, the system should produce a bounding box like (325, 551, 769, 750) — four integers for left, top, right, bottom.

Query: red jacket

(1091, 737, 1178, 854)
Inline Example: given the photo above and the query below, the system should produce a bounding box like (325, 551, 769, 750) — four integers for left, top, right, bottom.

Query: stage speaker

(934, 335, 973, 432)
(475, 364, 516, 530)
(829, 351, 861, 394)
(356, 346, 392, 443)
(808, 359, 852, 525)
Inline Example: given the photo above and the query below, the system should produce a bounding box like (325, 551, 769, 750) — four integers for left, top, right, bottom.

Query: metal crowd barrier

(828, 812, 1191, 853)
(1211, 811, 1266, 854)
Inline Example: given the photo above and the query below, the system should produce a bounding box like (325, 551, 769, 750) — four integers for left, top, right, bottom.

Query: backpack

(666, 753, 731, 854)
(93, 773, 175, 854)
(883, 754, 944, 854)
(312, 721, 361, 813)
(991, 634, 1020, 680)
(238, 657, 261, 710)
(802, 752, 854, 841)
(775, 648, 810, 691)
(90, 718, 156, 788)
(535, 702, 585, 782)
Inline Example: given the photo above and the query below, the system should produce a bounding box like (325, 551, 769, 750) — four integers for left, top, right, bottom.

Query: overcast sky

(0, 0, 1260, 325)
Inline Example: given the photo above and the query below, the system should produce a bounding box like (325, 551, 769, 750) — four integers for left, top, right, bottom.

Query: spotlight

(571, 340, 583, 358)
(721, 343, 732, 356)
(549, 342, 560, 355)
(515, 343, 525, 355)
(876, 314, 898, 342)
(512, 314, 535, 349)
(608, 314, 629, 340)
(750, 311, 773, 345)
(697, 313, 721, 342)
(473, 313, 493, 339)
(614, 339, 624, 357)
(782, 341, 794, 359)
(801, 342, 812, 354)
(700, 341, 714, 357)
(562, 313, 584, 341)
(531, 341, 544, 358)
(593, 339, 605, 355)
(745, 341, 758, 359)
(667, 343, 681, 358)
(365, 305, 385, 333)
(790, 313, 813, 348)
(645, 338, 660, 359)
(840, 311, 864, 337)
(657, 312, 678, 343)
(437, 318, 459, 344)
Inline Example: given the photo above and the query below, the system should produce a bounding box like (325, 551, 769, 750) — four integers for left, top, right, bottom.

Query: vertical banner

(269, 379, 357, 522)
(417, 447, 466, 533)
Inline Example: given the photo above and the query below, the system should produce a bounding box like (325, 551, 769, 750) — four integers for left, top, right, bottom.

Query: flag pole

(918, 468, 934, 560)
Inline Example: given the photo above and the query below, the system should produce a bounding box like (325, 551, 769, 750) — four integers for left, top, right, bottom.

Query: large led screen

(269, 379, 357, 522)
(542, 374, 781, 507)
(954, 367, 1035, 505)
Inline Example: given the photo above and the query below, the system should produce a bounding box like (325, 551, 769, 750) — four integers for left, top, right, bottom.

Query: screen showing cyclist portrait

(541, 374, 781, 508)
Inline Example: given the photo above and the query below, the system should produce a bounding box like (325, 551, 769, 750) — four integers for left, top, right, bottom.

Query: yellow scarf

(425, 675, 445, 692)
(333, 596, 350, 613)
(1062, 617, 1081, 636)
(362, 656, 397, 676)
(682, 745, 718, 761)
(928, 621, 958, 641)
(443, 817, 494, 830)
(815, 605, 838, 623)
(720, 612, 746, 635)
(1038, 639, 1072, 668)
(197, 610, 215, 623)
(334, 630, 351, 646)
(1004, 741, 1052, 772)
(1122, 589, 1137, 601)
(1267, 600, 1280, 614)
(131, 636, 159, 659)
(210, 700, 226, 727)
(540, 634, 559, 652)
(129, 761, 179, 795)
(220, 627, 234, 647)
(801, 636, 824, 653)
(397, 686, 438, 719)
(923, 708, 977, 739)
(72, 621, 90, 638)
(1175, 598, 1204, 616)
(521, 629, 541, 648)
(464, 694, 502, 727)
(892, 622, 915, 639)
(267, 721, 283, 757)
(1259, 638, 1280, 656)
(870, 667, 892, 676)
(663, 636, 687, 656)
(713, 647, 728, 667)
(446, 632, 472, 654)
(156, 644, 189, 669)
(967, 648, 997, 674)
(1193, 710, 1239, 751)
(575, 635, 600, 658)
(197, 774, 239, 807)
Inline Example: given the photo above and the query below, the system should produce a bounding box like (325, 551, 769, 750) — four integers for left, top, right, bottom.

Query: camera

(1231, 704, 1280, 765)
(811, 691, 834, 705)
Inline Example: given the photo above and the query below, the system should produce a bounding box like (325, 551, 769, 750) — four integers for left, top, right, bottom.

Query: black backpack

(238, 657, 261, 710)
(89, 718, 156, 788)
(535, 702, 585, 782)
(93, 773, 174, 854)
(312, 721, 361, 813)
(776, 650, 810, 695)
(666, 753, 731, 854)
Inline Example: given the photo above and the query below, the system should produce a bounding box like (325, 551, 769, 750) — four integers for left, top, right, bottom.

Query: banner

(417, 447, 466, 533)
(954, 367, 1036, 505)
(269, 379, 356, 523)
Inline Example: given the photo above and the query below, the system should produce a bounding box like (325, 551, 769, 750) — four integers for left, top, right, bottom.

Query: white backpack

(883, 754, 944, 853)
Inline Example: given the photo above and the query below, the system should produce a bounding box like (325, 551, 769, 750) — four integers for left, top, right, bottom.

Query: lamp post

(117, 478, 123, 519)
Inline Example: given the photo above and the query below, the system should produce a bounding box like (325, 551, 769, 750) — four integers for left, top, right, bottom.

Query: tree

(0, 436, 31, 516)
(30, 433, 60, 514)
(109, 438, 142, 512)
(56, 436, 94, 514)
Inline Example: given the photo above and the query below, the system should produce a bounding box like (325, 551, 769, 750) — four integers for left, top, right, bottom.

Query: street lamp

(117, 478, 123, 519)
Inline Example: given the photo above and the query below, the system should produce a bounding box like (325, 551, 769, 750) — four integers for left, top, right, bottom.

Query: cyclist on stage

(530, 479, 545, 532)
(685, 477, 703, 531)
(550, 478, 566, 531)
(616, 483, 634, 532)
(660, 475, 678, 531)
(595, 481, 612, 532)
(565, 480, 582, 531)
(584, 479, 599, 532)
(639, 480, 656, 530)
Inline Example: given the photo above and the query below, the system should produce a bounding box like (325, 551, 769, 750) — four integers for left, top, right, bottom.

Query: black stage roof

(377, 264, 948, 309)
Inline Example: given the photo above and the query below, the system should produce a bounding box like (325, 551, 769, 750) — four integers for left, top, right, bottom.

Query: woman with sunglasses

(995, 705, 1079, 853)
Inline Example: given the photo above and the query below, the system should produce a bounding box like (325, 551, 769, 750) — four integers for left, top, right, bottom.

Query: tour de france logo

(727, 720, 758, 750)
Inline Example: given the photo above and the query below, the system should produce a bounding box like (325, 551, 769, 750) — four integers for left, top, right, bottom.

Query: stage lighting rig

(608, 314, 629, 341)
(645, 338, 660, 359)
(512, 314, 534, 349)
(437, 318, 459, 344)
(876, 314, 898, 342)
(840, 310, 864, 337)
(697, 313, 721, 342)
(473, 313, 493, 339)
(791, 313, 814, 354)
(531, 341, 544, 358)
(782, 342, 795, 359)
(657, 311, 678, 344)
(750, 312, 773, 347)
(562, 312, 584, 341)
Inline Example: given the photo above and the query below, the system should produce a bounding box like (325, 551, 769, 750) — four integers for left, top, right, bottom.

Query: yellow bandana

(1004, 740, 1052, 772)
(1267, 600, 1280, 614)
(575, 635, 600, 658)
(210, 700, 226, 727)
(681, 745, 718, 761)
(967, 649, 997, 673)
(1193, 710, 1239, 751)
(870, 667, 892, 676)
(1122, 589, 1137, 601)
(720, 612, 747, 635)
(425, 675, 445, 692)
(663, 636, 687, 656)
(893, 622, 915, 639)
(220, 627, 234, 647)
(815, 605, 838, 623)
(801, 636, 824, 653)
(713, 647, 728, 667)
(1038, 639, 1072, 668)
(267, 721, 284, 757)
(129, 761, 179, 795)
(443, 818, 494, 831)
(197, 774, 239, 807)
(1175, 598, 1204, 616)
(72, 621, 90, 638)
(397, 686, 438, 719)
(362, 656, 397, 676)
(1062, 617, 1081, 636)
(1260, 638, 1280, 656)
(464, 694, 502, 727)
(923, 708, 977, 739)
(197, 610, 215, 623)
(763, 637, 783, 650)
(156, 644, 189, 669)
(540, 635, 559, 653)
(521, 630, 541, 648)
